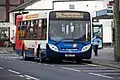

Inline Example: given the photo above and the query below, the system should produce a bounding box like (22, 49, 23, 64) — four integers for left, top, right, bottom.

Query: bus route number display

(55, 12, 84, 19)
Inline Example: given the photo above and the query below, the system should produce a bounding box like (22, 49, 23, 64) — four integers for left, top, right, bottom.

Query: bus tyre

(39, 53, 44, 63)
(22, 45, 27, 60)
(23, 51, 27, 60)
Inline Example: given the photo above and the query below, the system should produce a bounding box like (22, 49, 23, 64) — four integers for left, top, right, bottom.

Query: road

(0, 53, 120, 80)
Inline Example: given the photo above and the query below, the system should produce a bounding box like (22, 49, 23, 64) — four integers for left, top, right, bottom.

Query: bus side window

(24, 21, 29, 39)
(33, 20, 38, 39)
(18, 22, 22, 39)
(29, 20, 34, 39)
(35, 19, 39, 39)
(22, 21, 26, 38)
(27, 21, 31, 39)
(38, 19, 42, 39)
(19, 21, 26, 39)
(18, 22, 20, 39)
(41, 19, 47, 40)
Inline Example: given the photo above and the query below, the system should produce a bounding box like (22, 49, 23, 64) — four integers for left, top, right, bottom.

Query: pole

(20, 0, 24, 4)
(5, 0, 10, 22)
(114, 0, 120, 62)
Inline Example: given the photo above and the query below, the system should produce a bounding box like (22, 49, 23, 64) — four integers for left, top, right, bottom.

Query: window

(18, 19, 47, 40)
(0, 27, 10, 40)
(107, 10, 113, 13)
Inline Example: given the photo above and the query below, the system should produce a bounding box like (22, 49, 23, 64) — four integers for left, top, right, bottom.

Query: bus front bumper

(46, 48, 92, 60)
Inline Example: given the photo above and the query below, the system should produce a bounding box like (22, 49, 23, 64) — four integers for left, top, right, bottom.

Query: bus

(15, 10, 92, 63)
(15, 12, 47, 60)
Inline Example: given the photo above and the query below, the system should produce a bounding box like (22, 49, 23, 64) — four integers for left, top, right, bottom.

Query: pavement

(91, 46, 120, 69)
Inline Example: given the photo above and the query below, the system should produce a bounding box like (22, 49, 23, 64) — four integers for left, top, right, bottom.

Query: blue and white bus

(16, 10, 92, 63)
(46, 10, 92, 63)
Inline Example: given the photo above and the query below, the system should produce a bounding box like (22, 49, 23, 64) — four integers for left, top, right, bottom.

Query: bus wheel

(39, 53, 44, 63)
(23, 51, 27, 60)
(22, 45, 27, 60)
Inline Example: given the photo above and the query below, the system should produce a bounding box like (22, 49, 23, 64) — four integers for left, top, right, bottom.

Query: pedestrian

(91, 35, 101, 56)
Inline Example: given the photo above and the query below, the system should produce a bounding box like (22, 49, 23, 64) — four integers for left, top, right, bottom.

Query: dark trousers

(93, 45, 98, 56)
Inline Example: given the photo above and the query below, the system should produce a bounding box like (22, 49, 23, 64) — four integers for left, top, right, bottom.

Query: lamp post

(5, 0, 10, 22)
(20, 0, 24, 4)
(114, 0, 120, 62)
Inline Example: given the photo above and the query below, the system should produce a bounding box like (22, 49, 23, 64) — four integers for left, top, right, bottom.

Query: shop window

(0, 27, 10, 40)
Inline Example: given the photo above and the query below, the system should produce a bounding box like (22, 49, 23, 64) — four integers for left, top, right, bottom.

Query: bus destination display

(55, 12, 84, 19)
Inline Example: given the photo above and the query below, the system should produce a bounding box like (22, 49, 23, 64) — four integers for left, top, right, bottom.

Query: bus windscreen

(49, 11, 91, 42)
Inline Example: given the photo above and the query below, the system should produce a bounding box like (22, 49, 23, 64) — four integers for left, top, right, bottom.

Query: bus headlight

(81, 44, 91, 52)
(48, 44, 59, 52)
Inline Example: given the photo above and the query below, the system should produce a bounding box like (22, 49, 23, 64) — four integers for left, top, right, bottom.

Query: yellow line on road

(86, 64, 99, 67)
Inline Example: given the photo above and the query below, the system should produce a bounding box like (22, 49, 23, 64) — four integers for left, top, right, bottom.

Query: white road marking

(38, 63, 41, 64)
(44, 64, 48, 66)
(61, 67, 81, 72)
(24, 75, 40, 80)
(26, 78, 31, 79)
(0, 67, 3, 69)
(1, 57, 3, 58)
(3, 57, 8, 59)
(50, 65, 55, 67)
(31, 62, 36, 64)
(19, 75, 24, 77)
(89, 72, 114, 79)
(61, 66, 114, 79)
(8, 69, 20, 75)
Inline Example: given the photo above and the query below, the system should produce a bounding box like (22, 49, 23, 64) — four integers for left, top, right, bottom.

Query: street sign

(107, 3, 113, 15)
(0, 22, 13, 27)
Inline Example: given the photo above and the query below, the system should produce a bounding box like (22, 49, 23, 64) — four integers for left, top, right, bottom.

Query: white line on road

(19, 75, 24, 77)
(38, 63, 41, 64)
(26, 78, 31, 79)
(0, 57, 3, 58)
(0, 67, 3, 69)
(3, 57, 8, 59)
(31, 62, 36, 63)
(8, 69, 20, 75)
(61, 67, 81, 72)
(44, 64, 48, 66)
(89, 72, 114, 79)
(50, 65, 55, 67)
(24, 75, 40, 80)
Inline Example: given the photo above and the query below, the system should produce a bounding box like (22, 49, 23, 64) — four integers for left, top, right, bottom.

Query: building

(0, 0, 30, 21)
(10, 0, 113, 45)
(10, 0, 111, 24)
(92, 0, 114, 46)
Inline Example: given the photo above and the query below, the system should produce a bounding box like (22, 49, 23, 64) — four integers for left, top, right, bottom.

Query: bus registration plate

(65, 54, 75, 57)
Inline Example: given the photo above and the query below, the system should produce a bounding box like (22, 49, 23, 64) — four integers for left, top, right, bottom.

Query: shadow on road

(19, 58, 92, 65)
